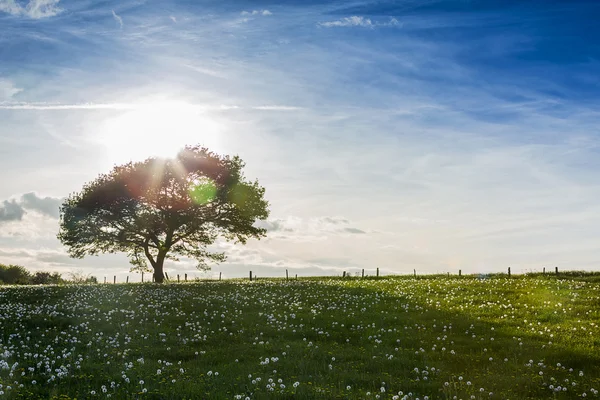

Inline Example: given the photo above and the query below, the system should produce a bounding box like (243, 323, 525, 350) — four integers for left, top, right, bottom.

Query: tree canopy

(58, 146, 269, 283)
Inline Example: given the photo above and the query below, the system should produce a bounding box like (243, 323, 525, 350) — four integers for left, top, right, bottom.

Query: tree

(0, 264, 31, 285)
(58, 146, 269, 283)
(31, 271, 63, 285)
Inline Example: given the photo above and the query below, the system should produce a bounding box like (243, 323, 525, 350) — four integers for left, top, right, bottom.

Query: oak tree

(58, 146, 269, 283)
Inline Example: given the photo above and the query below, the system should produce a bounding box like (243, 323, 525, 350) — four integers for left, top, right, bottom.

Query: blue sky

(1, 0, 600, 280)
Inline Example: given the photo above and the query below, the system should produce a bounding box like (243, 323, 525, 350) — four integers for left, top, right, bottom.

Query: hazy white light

(96, 101, 222, 163)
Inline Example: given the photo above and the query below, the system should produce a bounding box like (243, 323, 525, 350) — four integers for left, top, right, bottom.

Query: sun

(97, 101, 222, 164)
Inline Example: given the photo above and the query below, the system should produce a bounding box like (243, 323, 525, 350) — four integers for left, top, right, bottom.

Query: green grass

(0, 274, 599, 399)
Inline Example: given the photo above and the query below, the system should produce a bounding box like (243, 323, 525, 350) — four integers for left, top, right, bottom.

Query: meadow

(0, 274, 599, 399)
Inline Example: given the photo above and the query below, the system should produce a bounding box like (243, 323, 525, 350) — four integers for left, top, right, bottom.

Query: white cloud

(256, 216, 369, 242)
(0, 80, 22, 100)
(319, 16, 400, 28)
(0, 0, 20, 16)
(240, 9, 272, 16)
(0, 0, 62, 19)
(169, 15, 176, 23)
(111, 9, 123, 27)
(0, 102, 302, 111)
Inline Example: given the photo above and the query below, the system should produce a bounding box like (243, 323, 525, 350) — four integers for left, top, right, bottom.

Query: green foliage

(0, 264, 31, 284)
(31, 271, 63, 285)
(0, 264, 64, 285)
(57, 146, 270, 282)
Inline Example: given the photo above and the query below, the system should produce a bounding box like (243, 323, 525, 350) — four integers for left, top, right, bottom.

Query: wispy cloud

(319, 16, 400, 28)
(0, 0, 62, 19)
(0, 102, 302, 111)
(241, 9, 272, 16)
(111, 9, 123, 28)
(256, 216, 370, 241)
(0, 80, 22, 100)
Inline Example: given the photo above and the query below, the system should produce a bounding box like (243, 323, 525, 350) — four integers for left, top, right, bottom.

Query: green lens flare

(189, 180, 217, 204)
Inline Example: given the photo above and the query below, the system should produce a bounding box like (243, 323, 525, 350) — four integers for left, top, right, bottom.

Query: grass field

(0, 274, 599, 399)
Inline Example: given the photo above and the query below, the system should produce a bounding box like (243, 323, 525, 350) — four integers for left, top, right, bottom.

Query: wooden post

(295, 274, 297, 280)
(142, 272, 144, 283)
(219, 272, 222, 281)
(113, 276, 116, 284)
(362, 269, 364, 278)
(543, 267, 545, 274)
(343, 271, 346, 278)
(459, 269, 462, 277)
(249, 271, 253, 281)
(555, 267, 559, 275)
(508, 267, 511, 277)
(104, 277, 106, 284)
(376, 268, 379, 277)
(447, 272, 450, 277)
(185, 273, 188, 282)
(126, 276, 129, 284)
(413, 269, 416, 278)
(286, 269, 289, 280)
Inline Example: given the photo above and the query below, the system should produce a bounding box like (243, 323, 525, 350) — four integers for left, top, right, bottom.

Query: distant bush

(0, 264, 65, 285)
(68, 271, 98, 284)
(31, 271, 64, 285)
(0, 264, 32, 285)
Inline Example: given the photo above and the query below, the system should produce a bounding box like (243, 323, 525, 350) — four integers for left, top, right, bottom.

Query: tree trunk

(153, 259, 165, 283)
(143, 241, 167, 284)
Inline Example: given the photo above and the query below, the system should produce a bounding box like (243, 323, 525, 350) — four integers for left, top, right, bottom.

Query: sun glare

(97, 101, 222, 163)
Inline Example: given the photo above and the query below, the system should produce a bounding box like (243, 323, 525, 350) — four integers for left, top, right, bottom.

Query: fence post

(376, 268, 379, 277)
(249, 271, 253, 281)
(543, 267, 545, 274)
(104, 277, 106, 284)
(343, 271, 346, 278)
(219, 272, 222, 281)
(413, 269, 416, 278)
(126, 276, 129, 284)
(113, 276, 116, 284)
(362, 268, 364, 278)
(459, 269, 462, 277)
(555, 267, 559, 275)
(508, 267, 511, 277)
(185, 273, 188, 282)
(295, 274, 297, 280)
(286, 269, 289, 280)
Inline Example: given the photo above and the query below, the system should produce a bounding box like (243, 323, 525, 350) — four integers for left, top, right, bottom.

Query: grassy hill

(0, 274, 599, 399)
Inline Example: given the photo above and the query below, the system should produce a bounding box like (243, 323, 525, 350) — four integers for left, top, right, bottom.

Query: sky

(1, 0, 600, 281)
